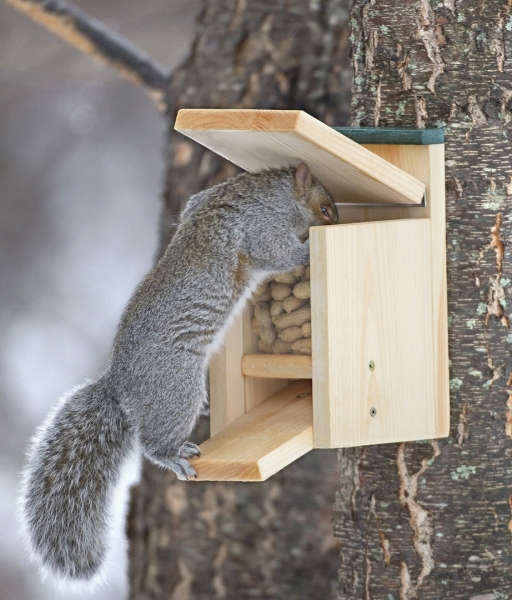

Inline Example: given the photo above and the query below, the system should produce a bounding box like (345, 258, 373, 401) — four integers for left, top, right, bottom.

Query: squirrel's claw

(179, 441, 201, 459)
(171, 456, 197, 480)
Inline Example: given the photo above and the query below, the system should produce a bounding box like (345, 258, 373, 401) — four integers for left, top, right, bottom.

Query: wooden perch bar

(241, 354, 312, 379)
(5, 0, 170, 105)
(190, 380, 313, 481)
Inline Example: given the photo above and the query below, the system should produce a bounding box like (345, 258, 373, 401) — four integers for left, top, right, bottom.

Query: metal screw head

(370, 407, 377, 417)
(368, 360, 375, 371)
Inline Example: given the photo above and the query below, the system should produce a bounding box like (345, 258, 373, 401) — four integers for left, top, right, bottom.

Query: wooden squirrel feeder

(174, 109, 449, 481)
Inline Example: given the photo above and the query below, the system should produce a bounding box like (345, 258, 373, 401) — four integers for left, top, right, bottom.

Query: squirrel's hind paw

(169, 456, 197, 480)
(144, 443, 200, 479)
(179, 441, 201, 459)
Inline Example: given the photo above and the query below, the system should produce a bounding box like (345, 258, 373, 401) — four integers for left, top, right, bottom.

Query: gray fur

(20, 165, 337, 585)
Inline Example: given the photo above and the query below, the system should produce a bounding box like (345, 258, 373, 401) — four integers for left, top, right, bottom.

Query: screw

(368, 360, 375, 371)
(370, 407, 377, 417)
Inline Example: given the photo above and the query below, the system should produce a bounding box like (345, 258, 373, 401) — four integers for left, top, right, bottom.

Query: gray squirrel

(19, 162, 338, 585)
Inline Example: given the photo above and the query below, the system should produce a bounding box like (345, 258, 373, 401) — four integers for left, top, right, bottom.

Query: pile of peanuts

(251, 265, 312, 355)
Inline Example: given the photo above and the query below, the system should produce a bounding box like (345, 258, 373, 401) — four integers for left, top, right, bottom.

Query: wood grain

(241, 354, 312, 379)
(190, 380, 313, 481)
(209, 312, 246, 436)
(310, 218, 437, 447)
(337, 144, 450, 439)
(175, 109, 426, 205)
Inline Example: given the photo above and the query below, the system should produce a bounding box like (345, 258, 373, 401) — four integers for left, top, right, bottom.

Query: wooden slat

(241, 354, 312, 379)
(190, 380, 313, 481)
(174, 109, 426, 206)
(310, 219, 437, 447)
(209, 312, 246, 436)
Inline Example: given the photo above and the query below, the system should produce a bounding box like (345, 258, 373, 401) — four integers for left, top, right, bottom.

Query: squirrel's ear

(293, 162, 312, 198)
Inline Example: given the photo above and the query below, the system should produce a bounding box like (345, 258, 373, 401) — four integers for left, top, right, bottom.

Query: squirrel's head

(292, 163, 338, 228)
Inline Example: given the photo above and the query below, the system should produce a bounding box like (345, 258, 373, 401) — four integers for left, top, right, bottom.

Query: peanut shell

(273, 273, 297, 284)
(251, 317, 261, 335)
(291, 338, 312, 355)
(258, 339, 274, 354)
(283, 295, 307, 314)
(252, 289, 272, 303)
(272, 339, 294, 354)
(293, 280, 310, 300)
(259, 324, 277, 346)
(272, 307, 311, 329)
(270, 281, 292, 301)
(278, 326, 303, 343)
(270, 300, 285, 318)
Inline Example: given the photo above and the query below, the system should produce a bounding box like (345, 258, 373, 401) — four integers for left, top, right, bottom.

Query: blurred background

(0, 1, 198, 598)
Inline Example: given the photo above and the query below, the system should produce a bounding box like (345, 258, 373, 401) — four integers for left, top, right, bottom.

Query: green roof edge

(332, 127, 444, 145)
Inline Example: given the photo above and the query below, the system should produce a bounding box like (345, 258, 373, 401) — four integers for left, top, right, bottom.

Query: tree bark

(335, 1, 512, 599)
(127, 1, 351, 598)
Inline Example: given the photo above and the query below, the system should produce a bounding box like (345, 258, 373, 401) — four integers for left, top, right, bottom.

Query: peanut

(301, 322, 312, 338)
(273, 273, 297, 284)
(261, 328, 276, 345)
(283, 295, 307, 314)
(272, 339, 294, 354)
(254, 302, 276, 345)
(293, 280, 310, 300)
(272, 307, 311, 329)
(270, 281, 292, 301)
(278, 326, 303, 343)
(258, 339, 274, 354)
(254, 302, 271, 326)
(291, 338, 312, 355)
(251, 317, 260, 335)
(253, 288, 272, 303)
(270, 300, 285, 318)
(292, 265, 306, 278)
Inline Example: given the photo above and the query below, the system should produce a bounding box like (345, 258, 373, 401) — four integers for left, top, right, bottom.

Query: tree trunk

(335, 1, 512, 599)
(127, 2, 351, 598)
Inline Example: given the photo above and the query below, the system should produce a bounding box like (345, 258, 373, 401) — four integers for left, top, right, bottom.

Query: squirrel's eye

(321, 206, 330, 218)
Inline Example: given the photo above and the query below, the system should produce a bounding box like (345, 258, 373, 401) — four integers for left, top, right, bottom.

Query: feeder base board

(190, 380, 313, 482)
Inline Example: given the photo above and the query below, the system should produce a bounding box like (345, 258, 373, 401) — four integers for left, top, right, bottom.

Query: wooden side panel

(426, 145, 450, 437)
(310, 219, 437, 447)
(191, 380, 313, 481)
(338, 144, 449, 438)
(209, 312, 246, 436)
(175, 109, 425, 205)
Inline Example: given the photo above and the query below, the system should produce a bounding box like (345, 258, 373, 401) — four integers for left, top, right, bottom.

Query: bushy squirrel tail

(19, 376, 133, 585)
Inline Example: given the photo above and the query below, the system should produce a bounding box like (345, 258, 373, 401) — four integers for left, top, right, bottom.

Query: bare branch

(5, 0, 170, 107)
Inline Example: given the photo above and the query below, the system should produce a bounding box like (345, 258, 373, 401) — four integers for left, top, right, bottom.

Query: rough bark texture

(127, 1, 351, 598)
(335, 1, 512, 599)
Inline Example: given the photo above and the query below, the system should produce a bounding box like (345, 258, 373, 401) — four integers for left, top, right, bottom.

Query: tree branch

(5, 0, 170, 107)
